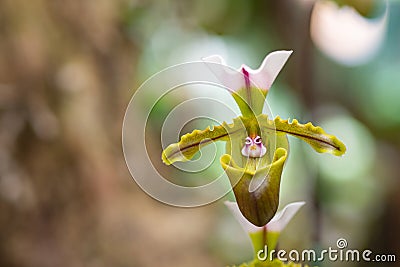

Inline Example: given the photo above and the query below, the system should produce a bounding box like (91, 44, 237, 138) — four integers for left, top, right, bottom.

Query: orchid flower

(162, 51, 346, 227)
(225, 201, 305, 260)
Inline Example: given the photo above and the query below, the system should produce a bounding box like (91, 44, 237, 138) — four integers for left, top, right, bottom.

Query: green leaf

(258, 115, 346, 156)
(161, 117, 246, 165)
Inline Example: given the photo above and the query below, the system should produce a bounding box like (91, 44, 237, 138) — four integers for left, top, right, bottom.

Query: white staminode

(241, 136, 267, 158)
(202, 50, 293, 92)
(225, 201, 306, 233)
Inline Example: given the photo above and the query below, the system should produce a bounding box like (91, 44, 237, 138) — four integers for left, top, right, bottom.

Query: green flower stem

(249, 227, 280, 260)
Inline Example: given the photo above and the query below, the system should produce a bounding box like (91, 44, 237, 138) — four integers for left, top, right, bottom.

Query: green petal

(258, 115, 346, 156)
(220, 148, 288, 226)
(161, 118, 246, 165)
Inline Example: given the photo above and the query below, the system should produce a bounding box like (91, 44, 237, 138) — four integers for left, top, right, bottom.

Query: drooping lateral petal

(220, 147, 288, 227)
(162, 118, 246, 165)
(258, 115, 346, 156)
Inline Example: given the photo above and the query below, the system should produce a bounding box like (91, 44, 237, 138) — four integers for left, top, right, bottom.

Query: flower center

(241, 135, 267, 158)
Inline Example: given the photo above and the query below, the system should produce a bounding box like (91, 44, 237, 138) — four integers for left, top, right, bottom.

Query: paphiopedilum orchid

(162, 51, 346, 227)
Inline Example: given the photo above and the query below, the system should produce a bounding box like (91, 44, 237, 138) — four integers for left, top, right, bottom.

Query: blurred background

(0, 0, 399, 266)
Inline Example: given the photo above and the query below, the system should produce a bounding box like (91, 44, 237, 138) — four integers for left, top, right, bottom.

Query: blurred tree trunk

(0, 1, 137, 266)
